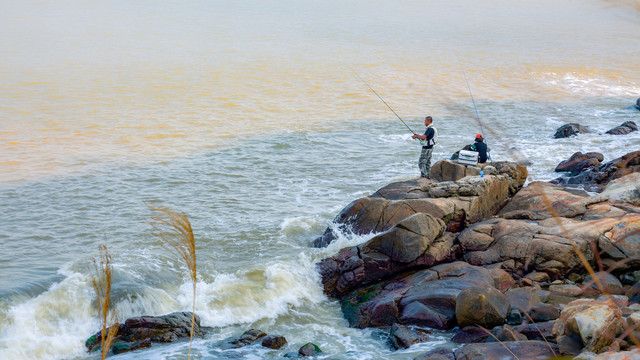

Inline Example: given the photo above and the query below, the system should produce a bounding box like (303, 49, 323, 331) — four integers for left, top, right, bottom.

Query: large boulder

(455, 287, 511, 328)
(592, 173, 640, 206)
(85, 312, 211, 355)
(552, 299, 624, 354)
(555, 152, 604, 173)
(338, 262, 495, 330)
(498, 181, 591, 220)
(318, 219, 457, 298)
(606, 121, 638, 135)
(313, 162, 527, 247)
(554, 123, 591, 138)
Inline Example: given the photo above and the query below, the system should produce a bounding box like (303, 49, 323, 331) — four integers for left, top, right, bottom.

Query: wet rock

(490, 324, 527, 342)
(339, 262, 495, 330)
(413, 347, 455, 360)
(514, 320, 556, 342)
(551, 151, 640, 192)
(261, 335, 287, 349)
(298, 342, 322, 357)
(451, 326, 490, 343)
(388, 323, 430, 350)
(111, 338, 151, 354)
(453, 340, 559, 360)
(455, 287, 511, 328)
(555, 152, 604, 173)
(220, 329, 267, 349)
(85, 312, 210, 355)
(606, 121, 638, 135)
(554, 123, 591, 138)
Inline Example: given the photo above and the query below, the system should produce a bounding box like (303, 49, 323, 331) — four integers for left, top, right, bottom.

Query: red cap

(476, 133, 483, 139)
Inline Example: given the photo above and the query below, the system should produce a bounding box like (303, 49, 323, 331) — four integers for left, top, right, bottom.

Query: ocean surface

(1, 0, 639, 359)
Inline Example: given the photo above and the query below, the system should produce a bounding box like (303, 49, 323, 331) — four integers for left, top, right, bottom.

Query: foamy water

(0, 0, 639, 359)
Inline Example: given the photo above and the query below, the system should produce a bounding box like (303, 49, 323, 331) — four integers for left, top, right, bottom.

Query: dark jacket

(471, 140, 488, 163)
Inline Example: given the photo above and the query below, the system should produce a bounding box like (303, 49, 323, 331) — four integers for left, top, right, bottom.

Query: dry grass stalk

(515, 305, 558, 358)
(148, 205, 197, 360)
(92, 244, 119, 359)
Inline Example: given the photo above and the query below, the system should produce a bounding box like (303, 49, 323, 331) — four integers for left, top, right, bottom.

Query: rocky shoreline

(314, 153, 640, 360)
(85, 148, 640, 359)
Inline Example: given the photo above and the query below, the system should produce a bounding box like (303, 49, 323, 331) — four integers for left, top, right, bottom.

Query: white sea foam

(539, 72, 640, 97)
(184, 253, 323, 328)
(0, 272, 96, 360)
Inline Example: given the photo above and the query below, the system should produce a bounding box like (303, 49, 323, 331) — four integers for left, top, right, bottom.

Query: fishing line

(461, 67, 492, 163)
(461, 68, 486, 141)
(350, 68, 416, 134)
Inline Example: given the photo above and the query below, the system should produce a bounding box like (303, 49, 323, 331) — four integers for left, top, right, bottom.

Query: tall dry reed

(92, 244, 119, 360)
(148, 205, 197, 359)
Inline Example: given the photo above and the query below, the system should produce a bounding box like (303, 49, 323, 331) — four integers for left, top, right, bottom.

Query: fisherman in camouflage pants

(412, 116, 438, 179)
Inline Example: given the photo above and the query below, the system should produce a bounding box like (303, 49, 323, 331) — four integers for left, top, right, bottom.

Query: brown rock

(455, 287, 511, 328)
(454, 341, 559, 360)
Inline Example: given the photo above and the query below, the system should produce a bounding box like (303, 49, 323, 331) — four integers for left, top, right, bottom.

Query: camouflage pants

(419, 147, 433, 178)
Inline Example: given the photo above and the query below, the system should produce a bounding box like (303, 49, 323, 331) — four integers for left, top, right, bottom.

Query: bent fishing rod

(351, 69, 416, 135)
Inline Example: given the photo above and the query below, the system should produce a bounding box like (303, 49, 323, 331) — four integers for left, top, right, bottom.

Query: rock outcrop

(313, 161, 527, 247)
(554, 123, 591, 138)
(555, 152, 604, 173)
(85, 312, 211, 355)
(606, 121, 638, 135)
(552, 150, 640, 192)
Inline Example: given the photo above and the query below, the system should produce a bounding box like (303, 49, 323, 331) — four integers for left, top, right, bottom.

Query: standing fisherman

(412, 116, 438, 178)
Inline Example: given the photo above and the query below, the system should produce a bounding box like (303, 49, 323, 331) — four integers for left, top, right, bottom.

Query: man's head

(424, 116, 433, 126)
(475, 133, 483, 141)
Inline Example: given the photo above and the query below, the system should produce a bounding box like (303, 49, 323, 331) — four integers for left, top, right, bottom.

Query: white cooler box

(457, 150, 478, 166)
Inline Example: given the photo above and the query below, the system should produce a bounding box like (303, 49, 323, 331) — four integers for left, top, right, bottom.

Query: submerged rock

(85, 312, 211, 355)
(554, 123, 591, 138)
(388, 323, 430, 350)
(606, 121, 638, 135)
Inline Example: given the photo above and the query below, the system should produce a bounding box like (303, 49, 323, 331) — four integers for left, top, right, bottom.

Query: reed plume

(92, 244, 119, 360)
(148, 205, 197, 359)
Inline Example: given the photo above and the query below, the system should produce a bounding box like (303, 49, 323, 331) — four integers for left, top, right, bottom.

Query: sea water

(0, 0, 639, 359)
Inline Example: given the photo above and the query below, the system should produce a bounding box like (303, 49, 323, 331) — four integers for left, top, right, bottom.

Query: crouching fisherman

(471, 133, 490, 163)
(412, 116, 438, 179)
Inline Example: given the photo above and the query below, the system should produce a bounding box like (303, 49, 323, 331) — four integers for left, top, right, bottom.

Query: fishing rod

(462, 68, 492, 163)
(351, 69, 416, 134)
(461, 68, 486, 140)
